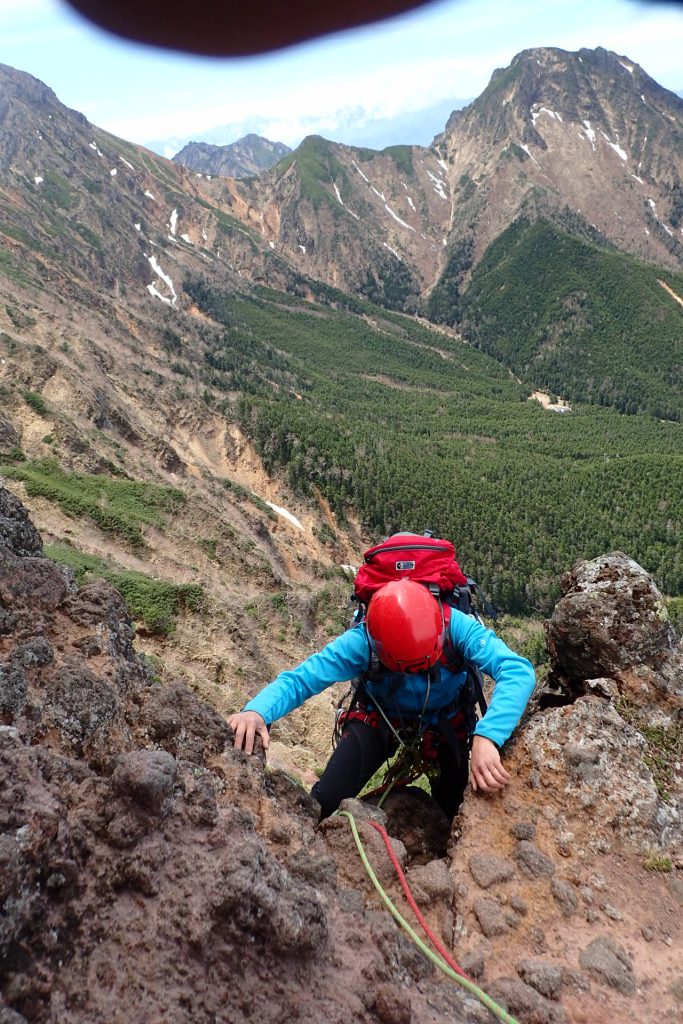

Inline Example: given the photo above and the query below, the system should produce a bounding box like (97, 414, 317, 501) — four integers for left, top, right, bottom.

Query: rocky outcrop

(0, 488, 480, 1024)
(449, 552, 682, 1024)
(546, 551, 681, 707)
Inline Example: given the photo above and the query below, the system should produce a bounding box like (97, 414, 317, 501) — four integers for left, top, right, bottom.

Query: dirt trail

(658, 278, 683, 308)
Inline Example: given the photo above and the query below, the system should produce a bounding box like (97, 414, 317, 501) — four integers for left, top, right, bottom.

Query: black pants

(310, 719, 469, 821)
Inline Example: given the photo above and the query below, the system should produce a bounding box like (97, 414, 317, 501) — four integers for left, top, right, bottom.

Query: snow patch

(442, 238, 447, 247)
(619, 60, 634, 74)
(352, 160, 369, 183)
(180, 233, 193, 244)
(384, 203, 414, 231)
(169, 209, 178, 235)
(582, 121, 596, 150)
(383, 242, 401, 260)
(147, 284, 174, 306)
(600, 131, 628, 161)
(520, 144, 540, 166)
(89, 142, 103, 157)
(266, 502, 304, 530)
(371, 185, 386, 201)
(110, 168, 117, 177)
(298, 244, 306, 253)
(120, 156, 135, 171)
(146, 255, 177, 306)
(407, 196, 415, 211)
(333, 182, 344, 205)
(630, 173, 644, 185)
(427, 170, 447, 199)
(437, 158, 448, 172)
(144, 190, 156, 200)
(134, 223, 141, 232)
(531, 107, 563, 125)
(34, 176, 43, 185)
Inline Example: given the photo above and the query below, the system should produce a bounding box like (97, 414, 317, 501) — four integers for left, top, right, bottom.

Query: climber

(229, 578, 535, 819)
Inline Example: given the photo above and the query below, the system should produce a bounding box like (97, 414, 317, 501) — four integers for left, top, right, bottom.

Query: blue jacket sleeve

(242, 626, 371, 725)
(449, 610, 536, 748)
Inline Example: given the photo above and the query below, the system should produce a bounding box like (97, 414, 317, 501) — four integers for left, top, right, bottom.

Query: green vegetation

(0, 460, 186, 547)
(617, 700, 683, 801)
(83, 177, 103, 196)
(643, 850, 673, 872)
(45, 543, 203, 635)
(197, 538, 218, 561)
(41, 169, 75, 210)
(183, 277, 682, 613)
(0, 221, 50, 256)
(382, 145, 415, 177)
(666, 596, 683, 635)
(74, 222, 103, 249)
(23, 390, 49, 417)
(281, 136, 345, 213)
(459, 219, 683, 420)
(0, 248, 30, 286)
(2, 447, 26, 462)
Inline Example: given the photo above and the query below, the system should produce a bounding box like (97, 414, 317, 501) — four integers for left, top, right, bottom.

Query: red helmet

(365, 579, 444, 673)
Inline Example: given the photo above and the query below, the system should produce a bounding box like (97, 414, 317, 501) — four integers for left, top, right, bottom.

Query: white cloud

(111, 51, 505, 148)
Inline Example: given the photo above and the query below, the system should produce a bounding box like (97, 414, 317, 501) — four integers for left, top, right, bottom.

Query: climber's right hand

(228, 711, 269, 754)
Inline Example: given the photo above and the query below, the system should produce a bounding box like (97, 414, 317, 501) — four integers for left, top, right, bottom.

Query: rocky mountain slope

(226, 47, 683, 306)
(1, 492, 681, 1024)
(173, 134, 291, 178)
(432, 46, 683, 297)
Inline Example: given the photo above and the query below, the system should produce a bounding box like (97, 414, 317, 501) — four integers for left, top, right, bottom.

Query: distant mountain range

(173, 134, 291, 178)
(0, 49, 681, 619)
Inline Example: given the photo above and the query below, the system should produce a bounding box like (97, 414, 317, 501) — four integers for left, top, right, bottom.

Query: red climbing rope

(366, 819, 470, 981)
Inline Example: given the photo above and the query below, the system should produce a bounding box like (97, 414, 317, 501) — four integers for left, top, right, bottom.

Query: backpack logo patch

(395, 560, 416, 571)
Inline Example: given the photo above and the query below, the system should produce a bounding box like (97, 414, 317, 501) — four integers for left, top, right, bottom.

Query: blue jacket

(244, 609, 535, 749)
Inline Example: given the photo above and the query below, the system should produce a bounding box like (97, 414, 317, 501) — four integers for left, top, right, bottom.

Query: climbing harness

(338, 809, 520, 1024)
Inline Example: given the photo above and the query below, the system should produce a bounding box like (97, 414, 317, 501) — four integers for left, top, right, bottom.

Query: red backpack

(333, 531, 488, 749)
(353, 532, 469, 611)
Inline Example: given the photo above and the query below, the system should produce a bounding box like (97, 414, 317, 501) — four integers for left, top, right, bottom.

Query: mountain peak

(173, 134, 291, 178)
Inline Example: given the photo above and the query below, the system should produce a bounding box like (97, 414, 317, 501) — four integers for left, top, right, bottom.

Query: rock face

(1, 498, 681, 1024)
(450, 551, 682, 1024)
(0, 488, 478, 1024)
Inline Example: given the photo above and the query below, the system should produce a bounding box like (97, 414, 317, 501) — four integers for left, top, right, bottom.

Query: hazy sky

(2, 0, 682, 156)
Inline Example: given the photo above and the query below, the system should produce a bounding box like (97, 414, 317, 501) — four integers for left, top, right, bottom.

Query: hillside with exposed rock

(1, 492, 681, 1024)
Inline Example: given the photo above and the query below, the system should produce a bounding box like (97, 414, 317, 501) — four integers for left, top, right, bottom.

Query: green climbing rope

(338, 810, 520, 1024)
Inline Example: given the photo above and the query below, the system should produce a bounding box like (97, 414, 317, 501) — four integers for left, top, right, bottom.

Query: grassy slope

(459, 219, 683, 420)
